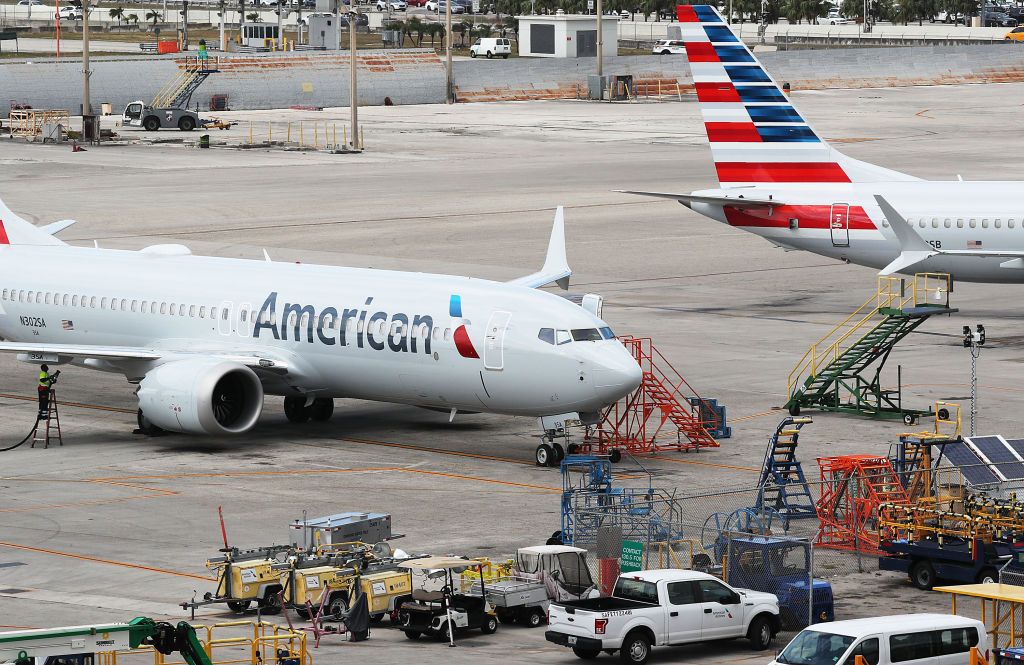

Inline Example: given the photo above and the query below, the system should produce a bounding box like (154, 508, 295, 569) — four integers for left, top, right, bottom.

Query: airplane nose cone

(592, 350, 643, 403)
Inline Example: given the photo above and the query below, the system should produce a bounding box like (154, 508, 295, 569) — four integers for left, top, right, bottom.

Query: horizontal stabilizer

(879, 251, 937, 276)
(874, 195, 937, 275)
(39, 219, 77, 236)
(508, 206, 571, 290)
(0, 195, 66, 246)
(617, 190, 782, 210)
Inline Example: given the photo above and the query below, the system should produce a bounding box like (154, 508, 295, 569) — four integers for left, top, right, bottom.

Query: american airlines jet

(0, 198, 641, 440)
(626, 5, 1024, 283)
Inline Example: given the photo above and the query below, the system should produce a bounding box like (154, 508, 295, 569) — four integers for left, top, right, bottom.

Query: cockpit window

(538, 328, 555, 345)
(571, 328, 603, 342)
(600, 326, 615, 340)
(555, 329, 572, 345)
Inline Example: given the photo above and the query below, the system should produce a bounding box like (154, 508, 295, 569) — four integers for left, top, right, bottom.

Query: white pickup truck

(546, 569, 781, 664)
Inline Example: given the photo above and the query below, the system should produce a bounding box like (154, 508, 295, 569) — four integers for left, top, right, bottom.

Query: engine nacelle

(137, 358, 264, 435)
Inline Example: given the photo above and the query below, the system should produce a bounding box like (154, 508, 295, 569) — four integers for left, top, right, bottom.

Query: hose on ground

(0, 413, 42, 452)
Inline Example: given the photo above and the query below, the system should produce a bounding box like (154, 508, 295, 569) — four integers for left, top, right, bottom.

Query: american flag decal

(968, 240, 983, 248)
(61, 320, 74, 330)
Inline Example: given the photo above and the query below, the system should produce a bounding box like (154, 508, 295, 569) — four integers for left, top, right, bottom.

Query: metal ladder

(152, 56, 220, 109)
(755, 417, 817, 520)
(31, 388, 63, 449)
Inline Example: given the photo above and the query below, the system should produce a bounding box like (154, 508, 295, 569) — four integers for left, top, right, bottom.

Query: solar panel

(966, 436, 1024, 480)
(1006, 439, 1024, 459)
(941, 439, 1001, 486)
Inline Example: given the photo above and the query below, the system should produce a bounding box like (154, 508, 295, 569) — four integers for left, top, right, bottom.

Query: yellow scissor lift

(786, 273, 956, 423)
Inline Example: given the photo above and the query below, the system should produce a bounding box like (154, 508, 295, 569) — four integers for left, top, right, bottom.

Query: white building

(516, 13, 618, 58)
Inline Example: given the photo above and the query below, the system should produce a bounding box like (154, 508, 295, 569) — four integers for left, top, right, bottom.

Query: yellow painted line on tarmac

(0, 541, 215, 581)
(0, 392, 134, 414)
(398, 468, 559, 493)
(649, 455, 760, 473)
(731, 410, 778, 423)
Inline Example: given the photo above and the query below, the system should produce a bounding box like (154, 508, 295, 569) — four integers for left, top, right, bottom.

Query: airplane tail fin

(0, 196, 66, 246)
(679, 5, 919, 187)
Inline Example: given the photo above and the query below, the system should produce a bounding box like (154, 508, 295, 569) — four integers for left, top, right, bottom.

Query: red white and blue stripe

(678, 5, 852, 186)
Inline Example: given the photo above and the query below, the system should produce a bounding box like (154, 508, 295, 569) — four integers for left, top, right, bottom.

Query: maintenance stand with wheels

(122, 56, 220, 132)
(785, 273, 955, 422)
(754, 416, 816, 520)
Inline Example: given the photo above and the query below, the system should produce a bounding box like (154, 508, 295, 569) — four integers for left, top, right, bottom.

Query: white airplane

(625, 4, 1024, 284)
(0, 197, 641, 448)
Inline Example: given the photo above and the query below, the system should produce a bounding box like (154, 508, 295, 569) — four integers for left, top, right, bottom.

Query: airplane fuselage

(0, 243, 640, 418)
(693, 181, 1024, 283)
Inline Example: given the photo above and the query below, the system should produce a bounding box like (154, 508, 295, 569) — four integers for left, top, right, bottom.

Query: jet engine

(137, 358, 264, 435)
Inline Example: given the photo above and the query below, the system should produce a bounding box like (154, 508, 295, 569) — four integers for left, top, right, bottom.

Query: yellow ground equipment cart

(282, 564, 360, 619)
(190, 545, 295, 615)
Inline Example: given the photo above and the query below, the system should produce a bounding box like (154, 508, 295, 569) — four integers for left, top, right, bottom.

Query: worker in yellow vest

(37, 365, 60, 419)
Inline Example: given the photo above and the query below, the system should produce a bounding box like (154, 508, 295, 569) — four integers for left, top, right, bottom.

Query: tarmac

(1, 81, 1024, 663)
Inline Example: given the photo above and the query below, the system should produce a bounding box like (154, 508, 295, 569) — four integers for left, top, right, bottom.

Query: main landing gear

(284, 396, 335, 423)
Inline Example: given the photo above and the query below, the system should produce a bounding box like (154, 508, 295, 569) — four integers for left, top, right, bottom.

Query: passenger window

(189, 305, 196, 317)
(995, 219, 1002, 228)
(889, 631, 935, 662)
(943, 219, 950, 228)
(1, 289, 6, 300)
(131, 300, 137, 312)
(538, 328, 555, 345)
(930, 218, 937, 228)
(35, 292, 42, 304)
(1011, 220, 1017, 229)
(938, 627, 977, 655)
(697, 580, 736, 604)
(957, 219, 964, 228)
(90, 296, 97, 308)
(142, 302, 148, 314)
(846, 638, 879, 665)
(101, 297, 108, 309)
(444, 328, 451, 341)
(62, 294, 69, 306)
(667, 581, 697, 606)
(982, 219, 990, 228)
(121, 298, 128, 310)
(970, 219, 977, 228)
(160, 303, 167, 315)
(45, 293, 52, 305)
(555, 329, 571, 345)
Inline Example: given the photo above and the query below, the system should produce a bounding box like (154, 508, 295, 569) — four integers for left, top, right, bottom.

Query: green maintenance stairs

(152, 56, 220, 109)
(755, 416, 817, 520)
(785, 273, 956, 422)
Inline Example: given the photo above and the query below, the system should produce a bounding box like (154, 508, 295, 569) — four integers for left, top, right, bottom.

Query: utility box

(292, 512, 393, 546)
(307, 13, 340, 49)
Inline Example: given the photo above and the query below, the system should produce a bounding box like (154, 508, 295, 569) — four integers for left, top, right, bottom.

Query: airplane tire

(552, 442, 565, 464)
(137, 409, 164, 436)
(535, 443, 554, 467)
(284, 396, 311, 423)
(310, 398, 334, 421)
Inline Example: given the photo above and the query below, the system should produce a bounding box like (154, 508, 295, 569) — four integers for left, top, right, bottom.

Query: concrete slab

(0, 82, 1022, 663)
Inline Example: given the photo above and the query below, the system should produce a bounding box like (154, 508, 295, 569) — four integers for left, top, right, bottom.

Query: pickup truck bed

(557, 597, 656, 613)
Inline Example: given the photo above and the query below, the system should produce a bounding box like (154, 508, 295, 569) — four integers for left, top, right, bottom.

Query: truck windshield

(613, 578, 659, 604)
(771, 544, 810, 576)
(776, 630, 855, 665)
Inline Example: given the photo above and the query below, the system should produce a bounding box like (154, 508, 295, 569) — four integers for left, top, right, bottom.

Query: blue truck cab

(724, 536, 834, 629)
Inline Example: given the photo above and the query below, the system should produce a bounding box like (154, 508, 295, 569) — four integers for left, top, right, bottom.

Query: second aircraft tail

(0, 196, 67, 246)
(679, 5, 919, 187)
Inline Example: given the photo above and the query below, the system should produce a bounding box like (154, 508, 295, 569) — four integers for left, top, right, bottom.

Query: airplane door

(483, 311, 512, 371)
(218, 301, 233, 336)
(830, 203, 850, 247)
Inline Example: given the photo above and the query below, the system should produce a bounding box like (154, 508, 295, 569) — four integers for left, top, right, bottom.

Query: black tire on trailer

(496, 608, 515, 624)
(481, 615, 498, 634)
(404, 630, 421, 640)
(567, 443, 580, 454)
(609, 449, 622, 464)
(259, 590, 283, 615)
(789, 403, 801, 416)
(903, 413, 916, 426)
(227, 600, 251, 613)
(910, 560, 936, 590)
(326, 593, 348, 619)
(522, 607, 545, 628)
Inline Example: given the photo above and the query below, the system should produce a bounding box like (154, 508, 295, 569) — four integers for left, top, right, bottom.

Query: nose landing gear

(535, 441, 565, 467)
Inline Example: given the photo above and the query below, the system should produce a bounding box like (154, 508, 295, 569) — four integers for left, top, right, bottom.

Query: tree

(126, 12, 139, 28)
(455, 18, 473, 45)
(407, 15, 426, 45)
(474, 22, 492, 36)
(108, 5, 125, 27)
(246, 11, 261, 20)
(146, 9, 163, 29)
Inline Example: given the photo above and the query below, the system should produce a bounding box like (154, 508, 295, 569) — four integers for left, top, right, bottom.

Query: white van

(469, 37, 511, 58)
(770, 614, 987, 665)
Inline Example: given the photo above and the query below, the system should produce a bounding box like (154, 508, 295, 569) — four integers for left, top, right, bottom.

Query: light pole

(596, 0, 602, 77)
(349, 5, 359, 148)
(962, 323, 986, 436)
(445, 0, 453, 103)
(82, 0, 91, 117)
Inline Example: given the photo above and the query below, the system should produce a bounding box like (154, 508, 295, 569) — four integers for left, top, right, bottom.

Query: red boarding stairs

(816, 455, 910, 554)
(586, 337, 721, 456)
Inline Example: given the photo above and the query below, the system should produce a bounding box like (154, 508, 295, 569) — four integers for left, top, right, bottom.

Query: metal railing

(98, 621, 310, 665)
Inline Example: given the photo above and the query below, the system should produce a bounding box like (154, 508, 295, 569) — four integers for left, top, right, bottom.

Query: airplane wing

(507, 206, 572, 290)
(0, 342, 290, 373)
(876, 195, 1024, 275)
(616, 190, 783, 210)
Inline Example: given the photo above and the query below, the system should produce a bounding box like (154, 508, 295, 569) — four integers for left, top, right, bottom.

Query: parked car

(651, 39, 685, 54)
(821, 8, 854, 23)
(16, 0, 46, 6)
(769, 614, 987, 665)
(1007, 25, 1024, 39)
(984, 10, 1018, 25)
(469, 37, 510, 58)
(57, 6, 83, 19)
(407, 0, 429, 6)
(546, 569, 781, 664)
(377, 0, 407, 10)
(427, 0, 466, 13)
(933, 10, 965, 22)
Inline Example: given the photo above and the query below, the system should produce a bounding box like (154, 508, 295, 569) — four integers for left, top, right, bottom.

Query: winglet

(507, 206, 572, 290)
(39, 219, 77, 236)
(875, 195, 938, 276)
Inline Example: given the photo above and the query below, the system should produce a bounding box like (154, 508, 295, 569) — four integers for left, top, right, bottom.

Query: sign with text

(620, 540, 644, 573)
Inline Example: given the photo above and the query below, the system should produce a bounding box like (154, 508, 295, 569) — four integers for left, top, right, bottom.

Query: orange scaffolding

(586, 337, 721, 455)
(816, 455, 911, 553)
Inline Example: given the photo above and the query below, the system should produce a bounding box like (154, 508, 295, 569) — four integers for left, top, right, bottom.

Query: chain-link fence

(566, 459, 1024, 635)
